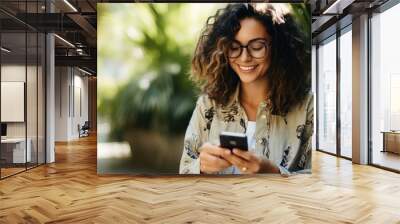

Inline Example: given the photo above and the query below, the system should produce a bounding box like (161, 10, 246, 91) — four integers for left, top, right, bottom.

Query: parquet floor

(1, 134, 400, 223)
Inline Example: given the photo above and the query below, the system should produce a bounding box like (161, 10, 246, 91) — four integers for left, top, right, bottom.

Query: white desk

(1, 138, 32, 163)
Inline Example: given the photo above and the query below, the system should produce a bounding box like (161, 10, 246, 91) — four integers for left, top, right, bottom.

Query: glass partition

(0, 1, 46, 179)
(1, 30, 28, 177)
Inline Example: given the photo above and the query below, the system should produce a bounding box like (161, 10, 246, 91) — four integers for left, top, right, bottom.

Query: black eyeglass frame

(227, 38, 271, 59)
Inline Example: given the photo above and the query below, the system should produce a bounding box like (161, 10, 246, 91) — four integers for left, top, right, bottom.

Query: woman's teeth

(239, 65, 256, 71)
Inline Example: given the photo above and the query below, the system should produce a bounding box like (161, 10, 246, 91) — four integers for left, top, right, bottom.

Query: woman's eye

(251, 46, 263, 51)
(250, 43, 265, 50)
(230, 45, 240, 50)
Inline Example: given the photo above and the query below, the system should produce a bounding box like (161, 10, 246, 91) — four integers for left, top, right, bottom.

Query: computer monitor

(1, 123, 7, 137)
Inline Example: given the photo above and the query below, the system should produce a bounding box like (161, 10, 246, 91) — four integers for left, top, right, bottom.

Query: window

(339, 27, 352, 158)
(317, 35, 337, 154)
(371, 2, 400, 171)
(312, 45, 317, 150)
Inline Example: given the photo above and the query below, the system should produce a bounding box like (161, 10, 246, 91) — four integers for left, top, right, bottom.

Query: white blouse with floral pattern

(179, 85, 314, 175)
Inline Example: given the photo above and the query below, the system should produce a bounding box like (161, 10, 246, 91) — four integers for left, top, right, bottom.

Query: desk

(1, 138, 31, 163)
(381, 131, 400, 154)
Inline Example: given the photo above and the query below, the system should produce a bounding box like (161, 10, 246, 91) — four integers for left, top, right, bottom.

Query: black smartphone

(219, 131, 248, 151)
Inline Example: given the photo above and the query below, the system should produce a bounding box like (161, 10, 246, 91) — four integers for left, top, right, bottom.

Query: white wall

(1, 65, 26, 139)
(1, 82, 25, 122)
(55, 67, 89, 141)
(1, 65, 37, 138)
(55, 66, 69, 141)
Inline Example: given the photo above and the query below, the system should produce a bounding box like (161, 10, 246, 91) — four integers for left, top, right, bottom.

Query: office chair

(79, 121, 90, 138)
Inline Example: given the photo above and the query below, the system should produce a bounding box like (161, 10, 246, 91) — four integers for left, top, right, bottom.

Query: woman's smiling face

(228, 18, 271, 85)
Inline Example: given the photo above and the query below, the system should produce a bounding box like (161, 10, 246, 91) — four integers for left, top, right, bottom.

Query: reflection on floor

(341, 147, 352, 159)
(0, 167, 25, 178)
(0, 162, 43, 179)
(373, 150, 400, 171)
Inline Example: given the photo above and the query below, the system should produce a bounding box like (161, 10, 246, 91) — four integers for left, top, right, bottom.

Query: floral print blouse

(179, 85, 314, 175)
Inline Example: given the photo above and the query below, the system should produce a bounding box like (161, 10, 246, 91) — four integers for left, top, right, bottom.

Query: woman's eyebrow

(233, 37, 269, 45)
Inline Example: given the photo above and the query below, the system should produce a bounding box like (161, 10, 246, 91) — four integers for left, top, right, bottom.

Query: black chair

(79, 121, 90, 138)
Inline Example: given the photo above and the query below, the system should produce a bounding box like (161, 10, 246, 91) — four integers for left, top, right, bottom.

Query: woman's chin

(238, 74, 258, 84)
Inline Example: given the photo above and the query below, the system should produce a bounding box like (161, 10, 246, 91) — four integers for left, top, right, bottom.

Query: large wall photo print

(97, 3, 312, 175)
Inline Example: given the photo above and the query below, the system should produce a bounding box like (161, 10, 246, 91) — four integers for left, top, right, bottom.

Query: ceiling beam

(67, 14, 97, 46)
(55, 55, 96, 73)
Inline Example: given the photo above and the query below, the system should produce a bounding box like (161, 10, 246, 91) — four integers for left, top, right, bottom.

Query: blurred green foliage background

(97, 3, 311, 173)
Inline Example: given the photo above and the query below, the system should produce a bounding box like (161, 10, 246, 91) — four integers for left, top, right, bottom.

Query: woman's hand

(199, 143, 232, 174)
(222, 148, 280, 174)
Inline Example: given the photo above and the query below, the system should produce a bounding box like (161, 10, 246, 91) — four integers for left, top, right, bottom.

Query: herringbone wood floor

(1, 134, 400, 224)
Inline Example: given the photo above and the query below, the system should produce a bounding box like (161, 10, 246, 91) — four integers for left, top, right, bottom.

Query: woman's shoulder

(289, 91, 314, 114)
(196, 94, 218, 109)
(303, 91, 314, 107)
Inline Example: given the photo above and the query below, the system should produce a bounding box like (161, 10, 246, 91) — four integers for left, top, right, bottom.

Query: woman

(179, 3, 313, 175)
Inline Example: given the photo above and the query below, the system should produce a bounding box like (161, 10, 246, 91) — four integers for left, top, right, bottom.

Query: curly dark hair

(191, 3, 311, 115)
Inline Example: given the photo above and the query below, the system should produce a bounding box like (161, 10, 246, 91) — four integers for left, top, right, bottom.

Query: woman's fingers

(202, 143, 228, 157)
(221, 150, 248, 169)
(201, 152, 230, 167)
(198, 143, 277, 174)
(201, 159, 230, 173)
(232, 148, 260, 162)
(199, 143, 232, 173)
(199, 143, 275, 174)
(222, 149, 264, 173)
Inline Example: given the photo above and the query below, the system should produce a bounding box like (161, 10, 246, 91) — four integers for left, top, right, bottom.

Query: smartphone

(219, 131, 248, 151)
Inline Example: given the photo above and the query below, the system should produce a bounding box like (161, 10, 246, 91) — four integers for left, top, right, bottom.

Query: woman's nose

(239, 48, 252, 62)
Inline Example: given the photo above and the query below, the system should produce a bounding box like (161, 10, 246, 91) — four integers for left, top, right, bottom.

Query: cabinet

(382, 131, 400, 154)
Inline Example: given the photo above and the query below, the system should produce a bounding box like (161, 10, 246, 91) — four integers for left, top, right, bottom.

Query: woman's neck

(240, 79, 268, 108)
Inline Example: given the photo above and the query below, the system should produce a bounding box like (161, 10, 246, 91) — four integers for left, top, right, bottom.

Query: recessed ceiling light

(322, 0, 354, 15)
(78, 67, 92, 76)
(54, 34, 75, 48)
(63, 0, 78, 12)
(1, 47, 11, 53)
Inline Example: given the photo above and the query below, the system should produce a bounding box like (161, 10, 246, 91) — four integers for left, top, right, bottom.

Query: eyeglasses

(228, 38, 270, 59)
